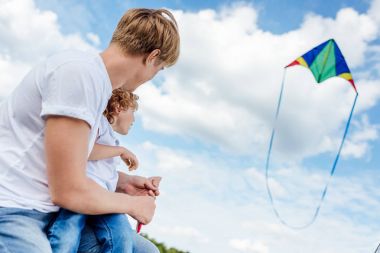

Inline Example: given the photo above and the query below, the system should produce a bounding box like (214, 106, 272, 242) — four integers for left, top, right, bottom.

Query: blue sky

(34, 0, 373, 42)
(1, 0, 380, 252)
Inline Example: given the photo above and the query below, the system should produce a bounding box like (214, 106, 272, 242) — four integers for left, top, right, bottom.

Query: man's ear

(146, 49, 161, 65)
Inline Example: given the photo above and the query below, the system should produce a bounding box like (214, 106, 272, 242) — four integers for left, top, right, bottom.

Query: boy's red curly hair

(103, 88, 139, 124)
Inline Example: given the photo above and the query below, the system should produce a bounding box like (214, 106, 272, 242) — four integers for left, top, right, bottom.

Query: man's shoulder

(43, 49, 111, 93)
(38, 50, 112, 108)
(45, 50, 102, 74)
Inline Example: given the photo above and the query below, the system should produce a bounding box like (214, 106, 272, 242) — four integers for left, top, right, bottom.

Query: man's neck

(100, 44, 143, 91)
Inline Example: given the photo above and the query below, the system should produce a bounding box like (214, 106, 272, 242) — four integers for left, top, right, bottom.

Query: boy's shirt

(0, 50, 112, 212)
(87, 115, 120, 192)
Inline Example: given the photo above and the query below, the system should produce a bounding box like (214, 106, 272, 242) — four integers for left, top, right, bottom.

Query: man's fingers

(148, 190, 156, 197)
(149, 192, 157, 199)
(144, 179, 158, 191)
(149, 176, 162, 187)
(153, 177, 162, 186)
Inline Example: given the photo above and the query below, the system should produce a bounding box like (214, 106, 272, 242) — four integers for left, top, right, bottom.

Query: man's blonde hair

(111, 8, 180, 66)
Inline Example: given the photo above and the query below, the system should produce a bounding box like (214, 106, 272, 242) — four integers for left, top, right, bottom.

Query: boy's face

(113, 108, 135, 135)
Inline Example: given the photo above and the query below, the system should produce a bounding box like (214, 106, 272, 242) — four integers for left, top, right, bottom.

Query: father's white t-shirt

(0, 50, 112, 212)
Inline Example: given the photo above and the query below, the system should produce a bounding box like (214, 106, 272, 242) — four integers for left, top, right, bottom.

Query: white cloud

(342, 115, 379, 159)
(136, 3, 380, 162)
(294, 8, 377, 67)
(0, 55, 30, 99)
(86, 32, 101, 46)
(156, 149, 193, 172)
(369, 0, 380, 30)
(155, 225, 208, 244)
(229, 239, 269, 253)
(0, 0, 97, 98)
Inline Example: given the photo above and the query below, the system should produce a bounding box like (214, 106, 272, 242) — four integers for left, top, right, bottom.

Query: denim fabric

(47, 209, 87, 253)
(0, 207, 56, 253)
(0, 207, 159, 253)
(79, 221, 160, 253)
(88, 213, 134, 253)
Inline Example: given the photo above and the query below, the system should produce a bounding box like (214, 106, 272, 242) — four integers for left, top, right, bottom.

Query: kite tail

(308, 91, 358, 228)
(265, 70, 358, 229)
(265, 68, 291, 227)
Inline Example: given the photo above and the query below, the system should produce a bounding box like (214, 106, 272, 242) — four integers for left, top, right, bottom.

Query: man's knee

(111, 226, 134, 248)
(0, 208, 53, 253)
(133, 234, 160, 253)
(0, 222, 52, 253)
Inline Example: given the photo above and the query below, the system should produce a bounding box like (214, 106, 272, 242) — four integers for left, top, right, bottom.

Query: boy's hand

(120, 148, 138, 171)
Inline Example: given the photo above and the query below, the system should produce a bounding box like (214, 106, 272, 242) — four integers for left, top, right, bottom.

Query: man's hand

(128, 195, 156, 225)
(116, 172, 161, 197)
(120, 148, 139, 171)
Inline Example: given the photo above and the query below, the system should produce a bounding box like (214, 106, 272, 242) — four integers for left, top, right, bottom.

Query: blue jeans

(0, 207, 159, 253)
(48, 209, 134, 253)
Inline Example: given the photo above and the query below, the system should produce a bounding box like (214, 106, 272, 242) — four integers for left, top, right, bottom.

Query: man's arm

(44, 116, 154, 224)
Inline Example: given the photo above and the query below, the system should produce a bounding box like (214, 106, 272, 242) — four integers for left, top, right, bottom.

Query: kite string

(375, 242, 380, 253)
(265, 68, 291, 227)
(265, 69, 358, 229)
(310, 91, 358, 227)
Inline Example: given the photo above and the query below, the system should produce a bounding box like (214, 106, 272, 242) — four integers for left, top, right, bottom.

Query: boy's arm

(45, 116, 154, 224)
(89, 143, 139, 170)
(88, 143, 125, 161)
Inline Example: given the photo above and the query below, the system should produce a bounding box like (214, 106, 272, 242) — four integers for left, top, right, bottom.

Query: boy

(48, 89, 158, 253)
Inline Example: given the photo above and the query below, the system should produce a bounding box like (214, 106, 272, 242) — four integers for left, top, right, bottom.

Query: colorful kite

(287, 39, 357, 92)
(265, 39, 358, 229)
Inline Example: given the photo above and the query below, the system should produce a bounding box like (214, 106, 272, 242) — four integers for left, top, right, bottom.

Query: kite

(265, 39, 358, 229)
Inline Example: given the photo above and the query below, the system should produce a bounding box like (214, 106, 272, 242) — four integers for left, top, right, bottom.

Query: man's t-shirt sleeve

(40, 61, 100, 129)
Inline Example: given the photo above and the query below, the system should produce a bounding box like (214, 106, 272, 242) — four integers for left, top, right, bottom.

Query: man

(0, 8, 180, 252)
